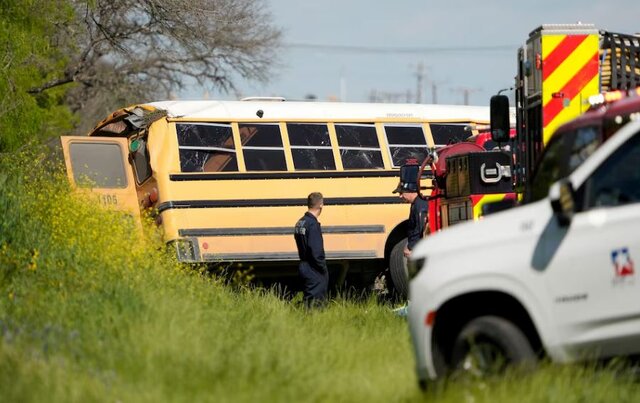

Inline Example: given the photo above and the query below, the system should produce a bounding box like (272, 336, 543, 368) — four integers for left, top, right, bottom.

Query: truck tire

(451, 316, 536, 376)
(389, 238, 409, 299)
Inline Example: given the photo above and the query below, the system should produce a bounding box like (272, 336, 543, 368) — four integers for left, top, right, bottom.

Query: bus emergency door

(60, 136, 141, 219)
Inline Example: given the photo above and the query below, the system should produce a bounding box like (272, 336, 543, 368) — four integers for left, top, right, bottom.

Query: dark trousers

(299, 261, 329, 307)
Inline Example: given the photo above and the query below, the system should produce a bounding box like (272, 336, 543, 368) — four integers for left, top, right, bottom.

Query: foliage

(0, 0, 76, 152)
(0, 150, 638, 402)
(40, 0, 283, 134)
(0, 0, 282, 149)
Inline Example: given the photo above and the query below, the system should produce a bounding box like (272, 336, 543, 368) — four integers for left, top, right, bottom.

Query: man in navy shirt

(391, 163, 429, 316)
(294, 192, 328, 307)
(393, 164, 429, 258)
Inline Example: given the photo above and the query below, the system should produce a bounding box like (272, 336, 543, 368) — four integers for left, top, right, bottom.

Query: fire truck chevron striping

(471, 193, 516, 219)
(541, 32, 600, 143)
(514, 24, 640, 192)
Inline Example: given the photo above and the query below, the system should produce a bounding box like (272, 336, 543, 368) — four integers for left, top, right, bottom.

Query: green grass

(0, 149, 638, 402)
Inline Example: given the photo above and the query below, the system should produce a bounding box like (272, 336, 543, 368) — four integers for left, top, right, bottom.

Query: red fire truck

(492, 24, 640, 195)
(424, 141, 516, 232)
(389, 134, 515, 297)
(390, 24, 640, 297)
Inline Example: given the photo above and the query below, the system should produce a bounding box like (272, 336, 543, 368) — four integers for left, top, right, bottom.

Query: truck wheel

(451, 316, 536, 377)
(389, 238, 409, 299)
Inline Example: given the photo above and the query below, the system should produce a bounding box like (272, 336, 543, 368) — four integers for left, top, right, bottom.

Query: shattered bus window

(336, 124, 384, 169)
(287, 123, 335, 170)
(179, 149, 238, 172)
(239, 123, 287, 171)
(383, 125, 428, 167)
(430, 123, 470, 148)
(176, 123, 238, 172)
(388, 147, 429, 167)
(287, 123, 332, 147)
(340, 149, 384, 169)
(291, 148, 336, 170)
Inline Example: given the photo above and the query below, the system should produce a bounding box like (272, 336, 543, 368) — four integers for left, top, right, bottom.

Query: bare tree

(28, 0, 282, 132)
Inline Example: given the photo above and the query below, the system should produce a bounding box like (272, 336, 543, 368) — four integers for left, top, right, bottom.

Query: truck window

(528, 125, 600, 203)
(69, 142, 127, 188)
(239, 123, 287, 171)
(335, 124, 384, 169)
(384, 125, 428, 167)
(527, 133, 572, 203)
(583, 131, 640, 208)
(287, 123, 336, 170)
(176, 123, 238, 172)
(568, 126, 599, 173)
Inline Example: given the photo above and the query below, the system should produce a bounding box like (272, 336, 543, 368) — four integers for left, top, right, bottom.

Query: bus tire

(389, 238, 409, 299)
(450, 316, 537, 376)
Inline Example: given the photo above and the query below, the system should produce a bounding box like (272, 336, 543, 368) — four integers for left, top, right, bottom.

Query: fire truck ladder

(600, 31, 640, 91)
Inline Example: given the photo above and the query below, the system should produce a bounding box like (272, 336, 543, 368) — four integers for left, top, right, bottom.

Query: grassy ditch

(0, 150, 638, 402)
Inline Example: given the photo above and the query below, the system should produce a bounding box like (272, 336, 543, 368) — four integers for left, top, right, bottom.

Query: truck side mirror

(490, 95, 510, 143)
(549, 179, 575, 226)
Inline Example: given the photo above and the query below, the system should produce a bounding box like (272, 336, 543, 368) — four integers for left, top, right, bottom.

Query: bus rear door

(60, 136, 141, 219)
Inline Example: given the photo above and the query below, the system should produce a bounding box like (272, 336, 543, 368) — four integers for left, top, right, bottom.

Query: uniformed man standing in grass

(294, 192, 328, 307)
(393, 162, 429, 258)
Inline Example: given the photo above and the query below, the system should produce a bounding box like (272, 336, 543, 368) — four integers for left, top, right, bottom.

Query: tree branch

(27, 74, 75, 94)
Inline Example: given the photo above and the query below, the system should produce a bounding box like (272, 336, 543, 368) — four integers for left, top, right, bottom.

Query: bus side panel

(157, 177, 409, 262)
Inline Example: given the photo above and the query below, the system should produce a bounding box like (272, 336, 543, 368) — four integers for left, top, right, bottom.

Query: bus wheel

(389, 238, 409, 299)
(451, 316, 536, 377)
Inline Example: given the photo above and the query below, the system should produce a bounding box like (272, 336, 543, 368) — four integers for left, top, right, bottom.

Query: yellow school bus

(60, 99, 489, 286)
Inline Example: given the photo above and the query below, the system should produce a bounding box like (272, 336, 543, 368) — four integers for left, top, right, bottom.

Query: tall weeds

(0, 148, 638, 402)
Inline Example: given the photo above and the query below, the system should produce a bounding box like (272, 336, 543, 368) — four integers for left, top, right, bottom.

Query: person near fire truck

(392, 162, 429, 258)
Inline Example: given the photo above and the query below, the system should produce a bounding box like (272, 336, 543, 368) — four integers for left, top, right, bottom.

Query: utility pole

(429, 80, 448, 104)
(432, 81, 437, 104)
(452, 86, 482, 105)
(369, 89, 378, 103)
(339, 66, 347, 101)
(415, 61, 425, 103)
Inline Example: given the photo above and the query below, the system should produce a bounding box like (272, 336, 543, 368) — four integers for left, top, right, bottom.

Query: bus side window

(69, 142, 128, 188)
(335, 123, 384, 169)
(131, 137, 152, 184)
(430, 123, 470, 148)
(287, 123, 336, 170)
(239, 123, 287, 171)
(384, 124, 428, 167)
(176, 123, 238, 172)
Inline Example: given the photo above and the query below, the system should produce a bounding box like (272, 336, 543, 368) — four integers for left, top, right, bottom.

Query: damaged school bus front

(60, 105, 168, 224)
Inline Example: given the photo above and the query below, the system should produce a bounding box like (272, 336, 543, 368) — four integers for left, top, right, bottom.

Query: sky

(184, 0, 640, 107)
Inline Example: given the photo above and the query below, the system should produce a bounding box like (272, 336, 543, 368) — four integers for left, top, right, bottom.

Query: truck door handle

(481, 163, 512, 183)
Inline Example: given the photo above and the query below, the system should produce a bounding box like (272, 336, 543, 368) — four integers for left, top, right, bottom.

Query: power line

(283, 42, 516, 54)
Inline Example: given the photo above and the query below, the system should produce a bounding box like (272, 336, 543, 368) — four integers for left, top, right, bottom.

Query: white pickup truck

(408, 118, 640, 387)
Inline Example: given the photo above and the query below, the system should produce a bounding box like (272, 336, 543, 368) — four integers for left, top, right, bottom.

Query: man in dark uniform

(393, 163, 429, 258)
(390, 162, 429, 316)
(294, 192, 328, 307)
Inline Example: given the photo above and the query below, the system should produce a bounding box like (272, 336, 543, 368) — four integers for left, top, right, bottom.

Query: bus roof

(144, 100, 490, 122)
(88, 100, 491, 137)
